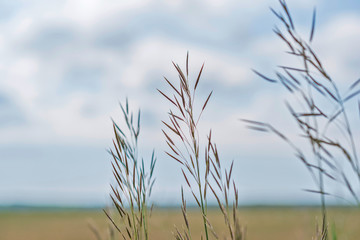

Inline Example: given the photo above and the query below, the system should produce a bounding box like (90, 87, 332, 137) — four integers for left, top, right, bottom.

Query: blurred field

(0, 207, 359, 240)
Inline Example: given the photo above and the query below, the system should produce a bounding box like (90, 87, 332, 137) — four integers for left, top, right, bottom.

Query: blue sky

(0, 0, 359, 206)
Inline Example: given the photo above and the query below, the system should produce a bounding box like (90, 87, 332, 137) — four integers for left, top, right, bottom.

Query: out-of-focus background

(1, 0, 360, 208)
(0, 208, 359, 240)
(1, 0, 360, 239)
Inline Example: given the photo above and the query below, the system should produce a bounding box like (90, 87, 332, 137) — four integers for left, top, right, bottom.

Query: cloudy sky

(1, 0, 359, 206)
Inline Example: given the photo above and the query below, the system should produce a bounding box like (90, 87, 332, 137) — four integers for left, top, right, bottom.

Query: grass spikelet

(160, 53, 245, 240)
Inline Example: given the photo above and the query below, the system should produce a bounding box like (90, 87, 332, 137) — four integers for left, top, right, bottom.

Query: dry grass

(1, 208, 359, 240)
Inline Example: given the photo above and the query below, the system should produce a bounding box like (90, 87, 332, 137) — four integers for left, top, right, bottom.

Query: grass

(1, 207, 360, 240)
(248, 0, 360, 204)
(244, 0, 360, 238)
(158, 53, 243, 239)
(106, 99, 157, 240)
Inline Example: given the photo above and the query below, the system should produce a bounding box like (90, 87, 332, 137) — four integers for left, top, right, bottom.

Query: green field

(0, 207, 359, 240)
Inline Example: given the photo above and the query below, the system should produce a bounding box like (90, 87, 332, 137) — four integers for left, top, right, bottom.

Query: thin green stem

(198, 182, 209, 240)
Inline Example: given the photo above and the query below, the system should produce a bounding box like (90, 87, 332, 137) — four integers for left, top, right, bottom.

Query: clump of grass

(244, 0, 360, 238)
(105, 99, 157, 240)
(159, 53, 245, 240)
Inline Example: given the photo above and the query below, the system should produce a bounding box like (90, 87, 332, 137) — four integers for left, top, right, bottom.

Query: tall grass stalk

(159, 53, 245, 240)
(244, 0, 360, 238)
(105, 99, 157, 240)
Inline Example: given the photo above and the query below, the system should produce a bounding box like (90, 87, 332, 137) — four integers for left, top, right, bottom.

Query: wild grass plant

(244, 0, 360, 239)
(105, 99, 157, 240)
(158, 53, 245, 240)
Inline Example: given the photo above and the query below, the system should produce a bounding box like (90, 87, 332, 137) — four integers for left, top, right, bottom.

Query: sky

(0, 0, 360, 207)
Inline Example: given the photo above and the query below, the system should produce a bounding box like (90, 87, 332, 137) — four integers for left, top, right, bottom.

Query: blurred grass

(0, 207, 359, 240)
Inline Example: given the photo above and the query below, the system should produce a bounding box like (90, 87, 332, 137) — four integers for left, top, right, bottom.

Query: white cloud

(62, 0, 152, 29)
(315, 13, 360, 86)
